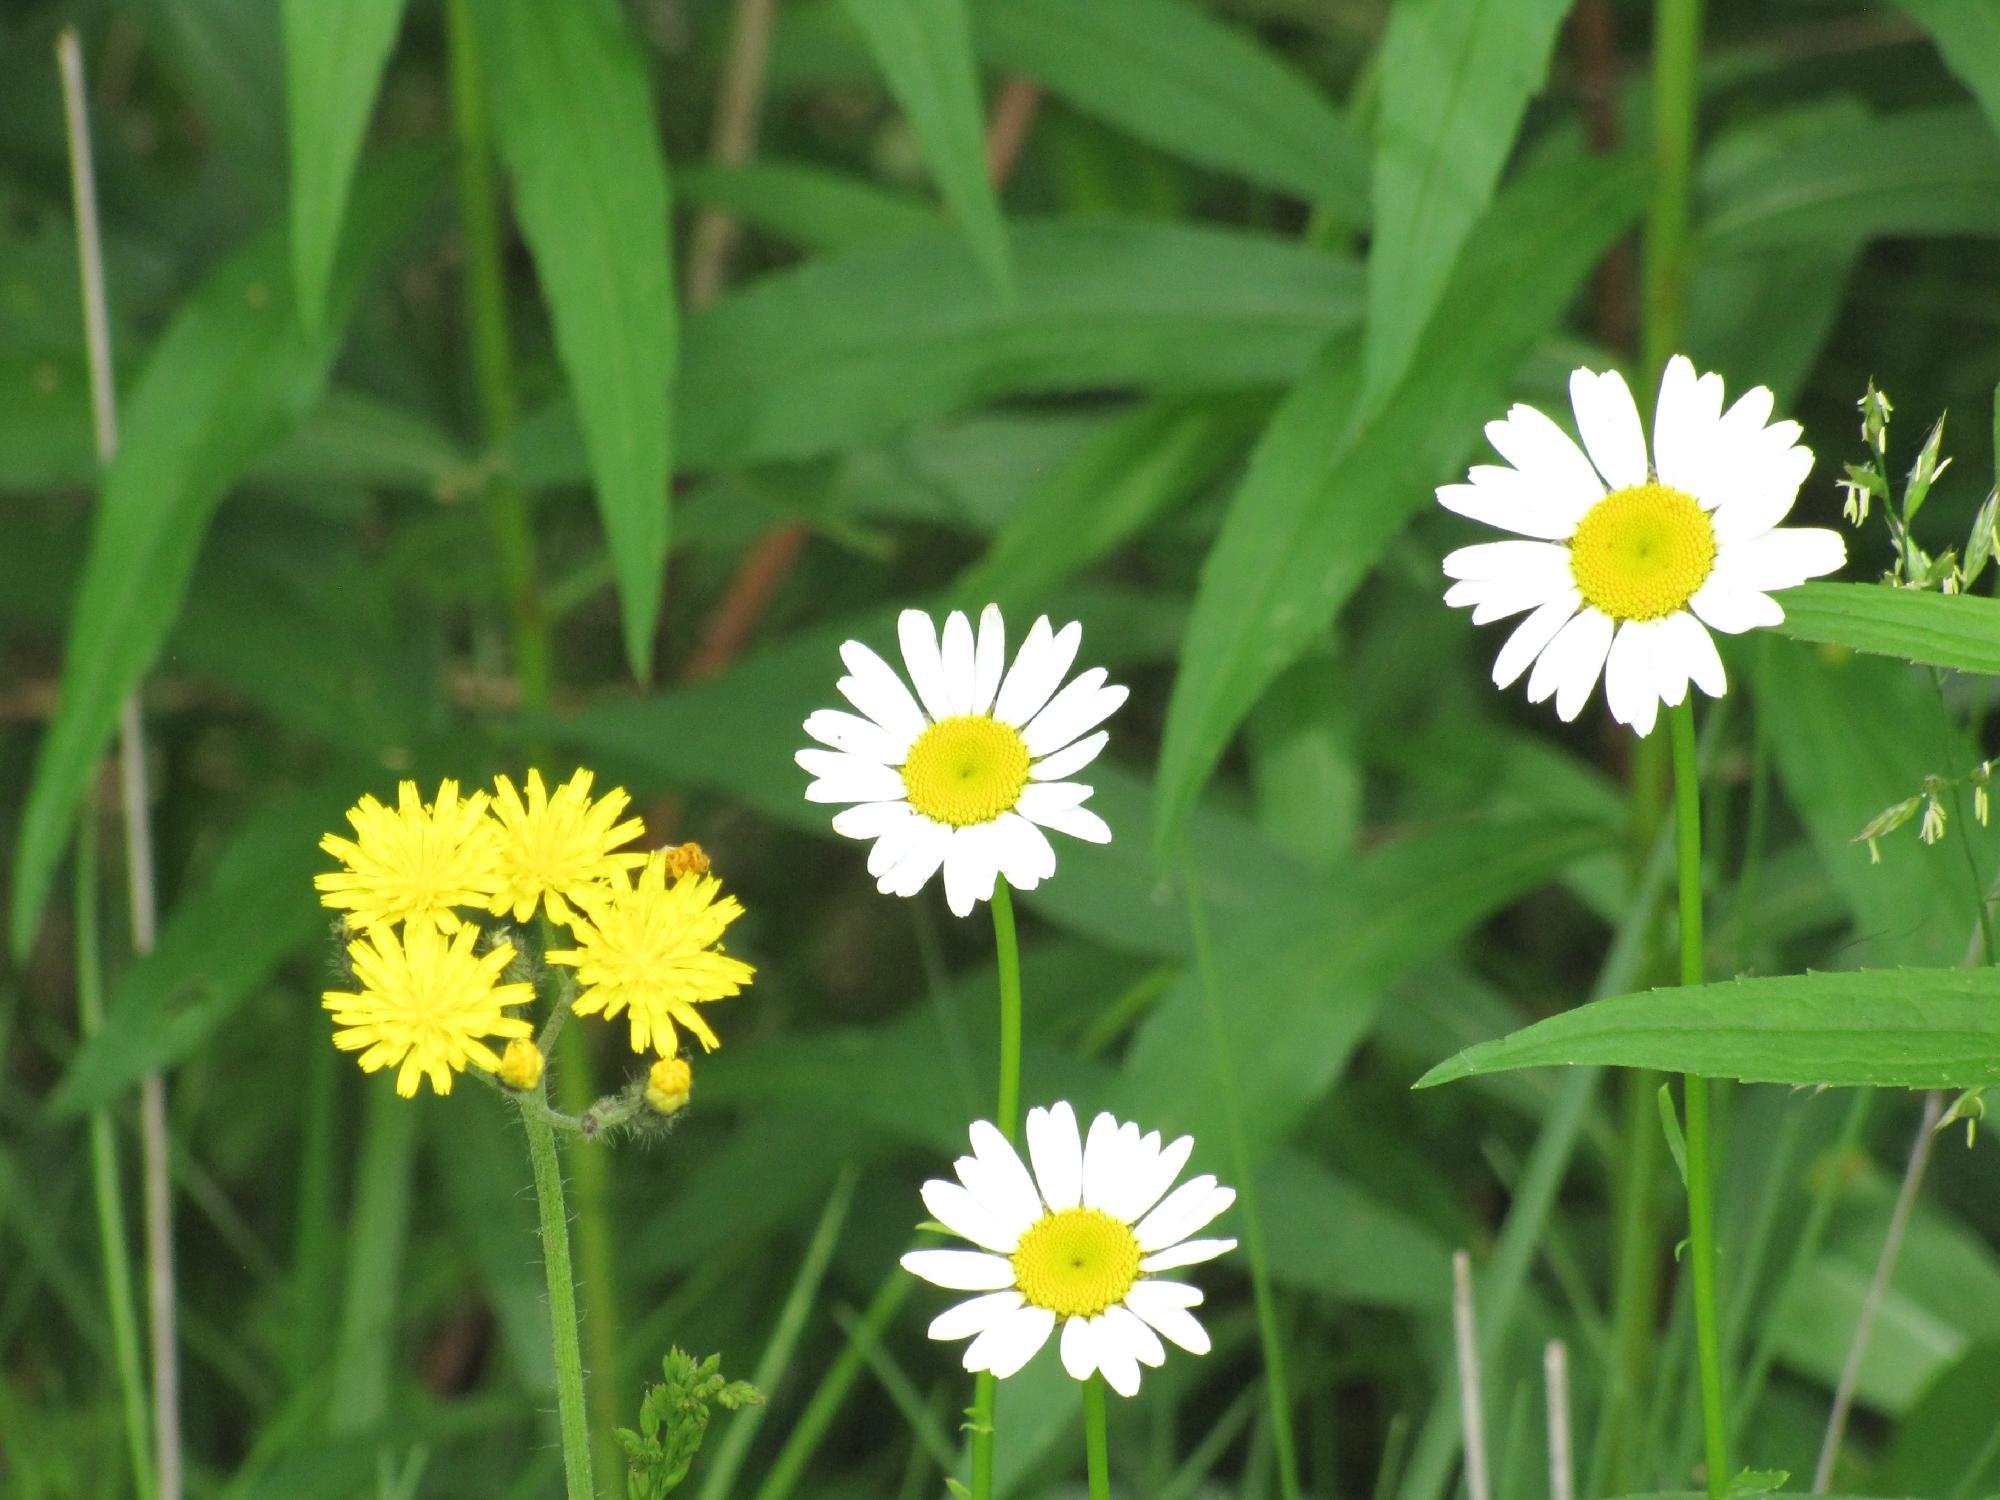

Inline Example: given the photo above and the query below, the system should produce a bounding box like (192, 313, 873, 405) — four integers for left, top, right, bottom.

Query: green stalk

(1185, 856, 1303, 1500)
(1083, 1375, 1112, 1500)
(1670, 701, 1728, 1497)
(327, 1083, 418, 1431)
(518, 1094, 596, 1500)
(1640, 0, 1703, 383)
(75, 810, 156, 1500)
(971, 884, 1026, 1500)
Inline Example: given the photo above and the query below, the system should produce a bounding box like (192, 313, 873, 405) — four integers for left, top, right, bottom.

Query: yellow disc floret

(1568, 482, 1718, 622)
(322, 923, 534, 1097)
(1011, 1207, 1143, 1318)
(546, 851, 755, 1057)
(900, 715, 1032, 827)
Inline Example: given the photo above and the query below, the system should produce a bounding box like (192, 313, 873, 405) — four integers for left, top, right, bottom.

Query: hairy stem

(520, 1095, 596, 1500)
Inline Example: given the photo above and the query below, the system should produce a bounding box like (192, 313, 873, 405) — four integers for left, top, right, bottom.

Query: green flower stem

(1670, 699, 1728, 1497)
(518, 1090, 597, 1500)
(1185, 855, 1302, 1500)
(75, 809, 156, 1500)
(1640, 0, 1703, 383)
(1083, 1375, 1111, 1500)
(972, 883, 1026, 1500)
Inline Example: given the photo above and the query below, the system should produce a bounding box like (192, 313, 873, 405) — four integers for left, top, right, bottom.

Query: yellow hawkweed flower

(323, 924, 534, 1097)
(487, 768, 648, 926)
(547, 851, 754, 1056)
(317, 780, 501, 935)
(498, 1037, 545, 1091)
(645, 1055, 692, 1116)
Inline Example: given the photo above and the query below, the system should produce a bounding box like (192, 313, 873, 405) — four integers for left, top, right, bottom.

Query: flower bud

(662, 842, 711, 878)
(498, 1038, 544, 1091)
(646, 1055, 692, 1116)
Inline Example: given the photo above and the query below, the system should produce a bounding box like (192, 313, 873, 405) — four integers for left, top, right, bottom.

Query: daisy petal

(1654, 355, 1726, 495)
(1491, 591, 1581, 690)
(1140, 1237, 1237, 1272)
(1015, 784, 1112, 844)
(923, 1179, 1025, 1253)
(1080, 1112, 1131, 1212)
(1525, 608, 1610, 714)
(942, 823, 1001, 917)
(898, 609, 954, 721)
(971, 604, 1006, 714)
(1029, 731, 1108, 782)
(1106, 1133, 1194, 1223)
(803, 708, 910, 764)
(1135, 1178, 1235, 1251)
(1093, 1317, 1143, 1397)
(929, 1290, 1024, 1342)
(1664, 610, 1726, 698)
(1689, 578, 1784, 635)
(1718, 527, 1846, 592)
(878, 820, 952, 899)
(1102, 1304, 1166, 1368)
(1435, 468, 1581, 541)
(1570, 367, 1648, 489)
(900, 1249, 1015, 1291)
(993, 813, 1057, 893)
(1484, 403, 1605, 514)
(798, 750, 909, 805)
(1605, 622, 1661, 738)
(1027, 1101, 1084, 1210)
(1060, 1312, 1101, 1383)
(1442, 539, 1571, 583)
(940, 610, 977, 715)
(995, 618, 1082, 726)
(961, 1119, 1046, 1234)
(1125, 1282, 1211, 1354)
(964, 1304, 1056, 1379)
(838, 640, 927, 744)
(831, 801, 915, 841)
(1022, 672, 1128, 758)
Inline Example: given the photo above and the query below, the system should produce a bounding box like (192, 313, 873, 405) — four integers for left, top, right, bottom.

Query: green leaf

(1416, 966, 2000, 1090)
(281, 0, 409, 335)
(841, 0, 1013, 297)
(1362, 0, 1572, 398)
(49, 780, 357, 1116)
(973, 0, 1367, 217)
(1698, 106, 2000, 254)
(7, 144, 441, 959)
(1895, 2, 2000, 139)
(482, 0, 676, 680)
(1773, 581, 2000, 675)
(1154, 149, 1648, 857)
(676, 161, 940, 254)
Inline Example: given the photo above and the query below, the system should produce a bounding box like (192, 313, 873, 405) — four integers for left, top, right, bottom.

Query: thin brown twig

(58, 31, 181, 1500)
(685, 0, 782, 311)
(1452, 1250, 1492, 1500)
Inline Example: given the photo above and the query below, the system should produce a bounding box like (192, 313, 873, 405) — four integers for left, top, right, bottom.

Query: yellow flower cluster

(316, 770, 753, 1095)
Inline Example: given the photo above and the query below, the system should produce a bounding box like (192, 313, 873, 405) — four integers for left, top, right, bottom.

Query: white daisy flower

(900, 1102, 1235, 1397)
(1438, 355, 1847, 736)
(797, 606, 1125, 917)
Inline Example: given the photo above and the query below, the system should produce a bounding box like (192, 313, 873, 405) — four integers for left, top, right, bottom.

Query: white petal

(929, 1290, 1024, 1342)
(837, 640, 926, 745)
(1022, 672, 1127, 758)
(1484, 404, 1605, 514)
(1080, 1113, 1131, 1212)
(1491, 591, 1581, 690)
(1135, 1176, 1233, 1251)
(940, 610, 977, 715)
(1125, 1282, 1211, 1354)
(1448, 575, 1572, 626)
(799, 750, 908, 805)
(832, 800, 914, 842)
(942, 822, 1001, 917)
(1435, 467, 1583, 541)
(1060, 1312, 1101, 1383)
(1441, 539, 1571, 583)
(1654, 355, 1726, 495)
(1140, 1238, 1237, 1272)
(964, 1304, 1056, 1379)
(1015, 784, 1112, 845)
(961, 1121, 1044, 1234)
(1026, 1101, 1083, 1211)
(878, 820, 952, 899)
(1688, 578, 1783, 635)
(923, 1180, 1025, 1254)
(995, 617, 1081, 726)
(1105, 1133, 1194, 1223)
(865, 816, 924, 879)
(1569, 367, 1648, 489)
(971, 604, 1006, 713)
(803, 708, 910, 764)
(1102, 1304, 1166, 1369)
(1664, 610, 1726, 698)
(1526, 608, 1612, 715)
(898, 609, 953, 722)
(1029, 731, 1108, 782)
(993, 814, 1057, 894)
(1604, 622, 1661, 738)
(900, 1249, 1015, 1291)
(1092, 1316, 1143, 1397)
(1717, 527, 1846, 593)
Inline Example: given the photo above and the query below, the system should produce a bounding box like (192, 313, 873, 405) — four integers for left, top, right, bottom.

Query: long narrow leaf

(8, 144, 441, 958)
(482, 0, 676, 679)
(281, 0, 409, 333)
(1774, 581, 2000, 676)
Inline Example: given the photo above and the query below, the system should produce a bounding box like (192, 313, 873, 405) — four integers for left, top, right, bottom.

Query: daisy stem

(518, 1093, 597, 1500)
(1640, 0, 1702, 383)
(971, 883, 1025, 1500)
(1670, 699, 1728, 1498)
(1185, 854, 1303, 1500)
(1083, 1374, 1112, 1500)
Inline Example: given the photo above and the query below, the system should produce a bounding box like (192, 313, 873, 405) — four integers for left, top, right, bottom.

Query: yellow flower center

(1568, 482, 1717, 622)
(1011, 1207, 1142, 1318)
(900, 715, 1031, 827)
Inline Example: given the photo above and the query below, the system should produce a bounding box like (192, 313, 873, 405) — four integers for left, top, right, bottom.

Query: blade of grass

(326, 1082, 420, 1431)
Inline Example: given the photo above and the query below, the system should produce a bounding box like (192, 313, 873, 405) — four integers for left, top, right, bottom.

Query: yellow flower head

(316, 780, 501, 935)
(323, 923, 534, 1097)
(547, 851, 754, 1057)
(487, 768, 648, 926)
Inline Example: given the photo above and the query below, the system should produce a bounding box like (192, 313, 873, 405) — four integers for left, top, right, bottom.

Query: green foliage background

(6, 0, 2000, 1497)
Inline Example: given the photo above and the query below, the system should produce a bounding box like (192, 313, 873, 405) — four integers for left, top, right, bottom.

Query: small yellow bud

(662, 841, 711, 878)
(646, 1055, 692, 1116)
(498, 1038, 544, 1091)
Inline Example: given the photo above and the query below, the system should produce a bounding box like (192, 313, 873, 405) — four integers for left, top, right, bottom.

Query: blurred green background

(6, 0, 2000, 1497)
